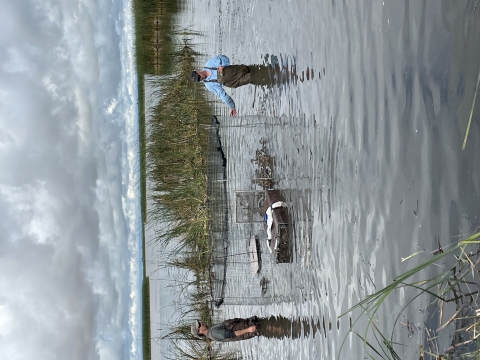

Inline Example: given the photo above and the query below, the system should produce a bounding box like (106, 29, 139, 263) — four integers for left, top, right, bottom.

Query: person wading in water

(190, 54, 288, 116)
(191, 317, 259, 342)
(190, 315, 322, 342)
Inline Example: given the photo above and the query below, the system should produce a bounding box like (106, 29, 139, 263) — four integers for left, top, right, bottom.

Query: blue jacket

(202, 55, 236, 110)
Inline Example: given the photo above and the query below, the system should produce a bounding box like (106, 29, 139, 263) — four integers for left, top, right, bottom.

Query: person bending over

(191, 317, 259, 342)
(190, 55, 284, 116)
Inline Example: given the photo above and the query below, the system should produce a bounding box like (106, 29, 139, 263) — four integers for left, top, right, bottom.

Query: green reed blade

(462, 68, 480, 150)
(351, 331, 387, 360)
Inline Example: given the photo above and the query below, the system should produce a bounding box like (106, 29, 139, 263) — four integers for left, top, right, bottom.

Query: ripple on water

(184, 0, 480, 358)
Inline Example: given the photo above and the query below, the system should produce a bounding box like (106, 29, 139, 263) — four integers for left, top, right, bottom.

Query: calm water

(177, 0, 480, 359)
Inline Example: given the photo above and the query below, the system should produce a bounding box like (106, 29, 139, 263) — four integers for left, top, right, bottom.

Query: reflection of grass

(339, 231, 480, 360)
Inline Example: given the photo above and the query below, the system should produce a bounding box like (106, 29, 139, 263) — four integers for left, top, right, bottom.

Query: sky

(0, 0, 142, 359)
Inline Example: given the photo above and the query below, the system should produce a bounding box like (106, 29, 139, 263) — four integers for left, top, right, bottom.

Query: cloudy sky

(0, 0, 142, 359)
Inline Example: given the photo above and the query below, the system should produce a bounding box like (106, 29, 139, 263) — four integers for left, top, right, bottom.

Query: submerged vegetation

(339, 231, 480, 360)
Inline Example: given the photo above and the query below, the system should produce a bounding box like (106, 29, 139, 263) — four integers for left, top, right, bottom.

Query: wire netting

(205, 115, 314, 309)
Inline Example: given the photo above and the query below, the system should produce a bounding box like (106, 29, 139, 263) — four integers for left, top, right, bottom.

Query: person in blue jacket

(190, 55, 282, 116)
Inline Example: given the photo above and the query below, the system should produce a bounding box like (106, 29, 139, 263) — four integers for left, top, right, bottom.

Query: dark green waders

(217, 65, 251, 88)
(216, 64, 282, 88)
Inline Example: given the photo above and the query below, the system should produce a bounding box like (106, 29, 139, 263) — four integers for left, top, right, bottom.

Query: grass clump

(132, 0, 187, 227)
(146, 43, 211, 260)
(132, 2, 187, 359)
(339, 231, 480, 360)
(132, 2, 236, 358)
(131, 1, 217, 358)
(145, 41, 236, 358)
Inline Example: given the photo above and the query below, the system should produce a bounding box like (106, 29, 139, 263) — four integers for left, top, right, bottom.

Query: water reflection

(242, 54, 319, 89)
(185, 0, 480, 358)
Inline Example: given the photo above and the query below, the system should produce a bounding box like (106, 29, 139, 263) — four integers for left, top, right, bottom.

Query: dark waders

(217, 65, 251, 88)
(257, 315, 322, 339)
(216, 64, 283, 88)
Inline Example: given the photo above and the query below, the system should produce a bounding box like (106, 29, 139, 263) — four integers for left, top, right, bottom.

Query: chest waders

(205, 65, 251, 88)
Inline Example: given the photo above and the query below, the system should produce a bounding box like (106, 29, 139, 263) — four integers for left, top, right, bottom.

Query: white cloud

(0, 0, 140, 359)
(3, 47, 31, 74)
(0, 182, 60, 244)
(0, 305, 14, 336)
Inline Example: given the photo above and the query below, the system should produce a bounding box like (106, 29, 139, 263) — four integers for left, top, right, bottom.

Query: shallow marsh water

(177, 0, 480, 359)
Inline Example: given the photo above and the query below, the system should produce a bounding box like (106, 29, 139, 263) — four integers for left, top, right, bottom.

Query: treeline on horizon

(132, 0, 186, 227)
(132, 1, 237, 359)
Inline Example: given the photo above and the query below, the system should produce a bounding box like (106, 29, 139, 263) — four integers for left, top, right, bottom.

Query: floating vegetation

(251, 141, 274, 189)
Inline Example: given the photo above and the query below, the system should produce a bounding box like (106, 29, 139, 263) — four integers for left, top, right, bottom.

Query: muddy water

(182, 0, 480, 358)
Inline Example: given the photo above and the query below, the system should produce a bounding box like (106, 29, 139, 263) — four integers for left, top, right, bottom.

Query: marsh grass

(132, 2, 190, 359)
(339, 231, 480, 359)
(142, 37, 234, 358)
(146, 43, 212, 259)
(133, 0, 181, 225)
(132, 0, 190, 226)
(132, 0, 221, 357)
(167, 340, 238, 360)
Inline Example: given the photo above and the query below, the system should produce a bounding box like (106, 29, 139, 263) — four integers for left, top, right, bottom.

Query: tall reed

(338, 231, 480, 359)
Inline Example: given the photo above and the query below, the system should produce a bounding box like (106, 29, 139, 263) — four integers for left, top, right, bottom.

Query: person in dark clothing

(191, 315, 322, 342)
(191, 317, 259, 342)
